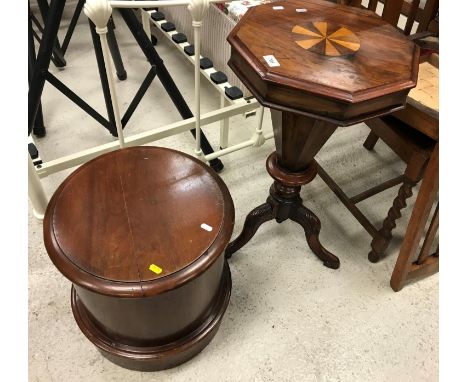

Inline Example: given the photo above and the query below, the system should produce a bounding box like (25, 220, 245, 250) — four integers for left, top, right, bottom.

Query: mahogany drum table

(226, 0, 419, 268)
(43, 146, 234, 371)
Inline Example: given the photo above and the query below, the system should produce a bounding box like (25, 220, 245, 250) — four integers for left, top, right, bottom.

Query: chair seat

(407, 57, 439, 115)
(394, 53, 439, 140)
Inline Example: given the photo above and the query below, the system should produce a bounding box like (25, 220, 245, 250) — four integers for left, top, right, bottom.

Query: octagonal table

(225, 0, 419, 269)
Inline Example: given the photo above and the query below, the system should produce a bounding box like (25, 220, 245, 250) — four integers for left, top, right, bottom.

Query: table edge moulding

(227, 0, 419, 126)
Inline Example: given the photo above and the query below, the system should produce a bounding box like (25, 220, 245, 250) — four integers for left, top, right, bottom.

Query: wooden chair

(390, 143, 438, 291)
(317, 0, 439, 275)
(340, 0, 438, 37)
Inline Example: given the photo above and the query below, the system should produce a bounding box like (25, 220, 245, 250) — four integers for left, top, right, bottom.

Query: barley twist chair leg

(368, 178, 416, 262)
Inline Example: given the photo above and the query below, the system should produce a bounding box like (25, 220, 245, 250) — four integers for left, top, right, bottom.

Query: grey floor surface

(28, 5, 438, 382)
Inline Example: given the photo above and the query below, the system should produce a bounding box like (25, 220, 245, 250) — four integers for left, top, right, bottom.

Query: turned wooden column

(225, 0, 419, 268)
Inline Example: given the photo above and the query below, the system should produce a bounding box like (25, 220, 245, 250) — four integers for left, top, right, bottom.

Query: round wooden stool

(43, 146, 234, 371)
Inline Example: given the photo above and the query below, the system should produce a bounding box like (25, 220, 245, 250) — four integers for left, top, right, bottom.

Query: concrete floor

(28, 6, 438, 382)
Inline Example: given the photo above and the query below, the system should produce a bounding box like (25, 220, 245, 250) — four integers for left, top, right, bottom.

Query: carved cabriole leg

(290, 204, 340, 269)
(225, 202, 274, 258)
(226, 110, 340, 269)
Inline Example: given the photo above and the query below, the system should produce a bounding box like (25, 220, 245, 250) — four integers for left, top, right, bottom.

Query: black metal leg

(88, 19, 118, 137)
(28, 1, 226, 170)
(122, 68, 157, 127)
(33, 104, 47, 138)
(61, 0, 86, 55)
(36, 0, 66, 67)
(30, 12, 66, 68)
(45, 72, 114, 131)
(28, 0, 124, 138)
(118, 8, 224, 172)
(29, 0, 66, 136)
(107, 17, 127, 80)
(29, 6, 47, 137)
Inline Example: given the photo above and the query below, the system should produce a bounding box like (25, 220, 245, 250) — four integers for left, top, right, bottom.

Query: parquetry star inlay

(292, 21, 360, 57)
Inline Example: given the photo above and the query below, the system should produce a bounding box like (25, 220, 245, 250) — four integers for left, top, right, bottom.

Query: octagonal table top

(227, 0, 419, 125)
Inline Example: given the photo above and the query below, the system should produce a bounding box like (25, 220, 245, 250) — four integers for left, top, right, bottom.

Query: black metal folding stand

(34, 0, 67, 68)
(28, 0, 223, 172)
(32, 0, 111, 67)
(57, 0, 86, 58)
(29, 6, 47, 138)
(29, 0, 127, 137)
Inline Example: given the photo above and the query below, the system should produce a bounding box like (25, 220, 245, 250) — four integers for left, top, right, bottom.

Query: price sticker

(149, 264, 163, 274)
(263, 55, 280, 67)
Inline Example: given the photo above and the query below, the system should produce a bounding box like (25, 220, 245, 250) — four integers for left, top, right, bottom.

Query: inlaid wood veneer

(292, 22, 360, 56)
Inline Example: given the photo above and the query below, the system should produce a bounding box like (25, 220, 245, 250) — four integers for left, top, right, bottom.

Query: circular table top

(227, 0, 419, 125)
(43, 147, 234, 297)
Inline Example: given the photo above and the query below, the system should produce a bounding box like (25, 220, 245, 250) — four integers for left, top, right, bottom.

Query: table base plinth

(226, 153, 340, 269)
(71, 264, 232, 372)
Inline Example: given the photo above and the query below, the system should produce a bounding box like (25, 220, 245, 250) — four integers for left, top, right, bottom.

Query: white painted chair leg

(141, 9, 151, 39)
(219, 95, 230, 149)
(251, 105, 266, 147)
(28, 154, 48, 220)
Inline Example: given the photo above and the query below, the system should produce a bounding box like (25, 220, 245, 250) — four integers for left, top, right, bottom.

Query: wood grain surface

(228, 0, 419, 125)
(44, 146, 235, 297)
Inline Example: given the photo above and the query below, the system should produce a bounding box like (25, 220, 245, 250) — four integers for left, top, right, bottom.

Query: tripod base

(226, 153, 339, 269)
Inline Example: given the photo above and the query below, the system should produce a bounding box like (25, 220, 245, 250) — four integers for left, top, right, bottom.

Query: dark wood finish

(393, 103, 438, 141)
(416, 0, 438, 33)
(404, 0, 420, 35)
(226, 3, 417, 269)
(227, 0, 419, 126)
(43, 146, 234, 370)
(44, 147, 234, 296)
(349, 175, 404, 204)
(390, 143, 438, 291)
(381, 0, 405, 26)
(318, 113, 436, 264)
(363, 131, 379, 150)
(316, 161, 378, 237)
(368, 0, 379, 12)
(71, 258, 231, 371)
(346, 0, 362, 8)
(226, 114, 340, 269)
(318, 0, 438, 289)
(367, 177, 418, 262)
(341, 0, 439, 37)
(417, 203, 438, 264)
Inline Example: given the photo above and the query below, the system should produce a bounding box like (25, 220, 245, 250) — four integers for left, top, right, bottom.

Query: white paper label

(201, 223, 213, 232)
(296, 8, 307, 13)
(263, 55, 280, 67)
(273, 6, 284, 10)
